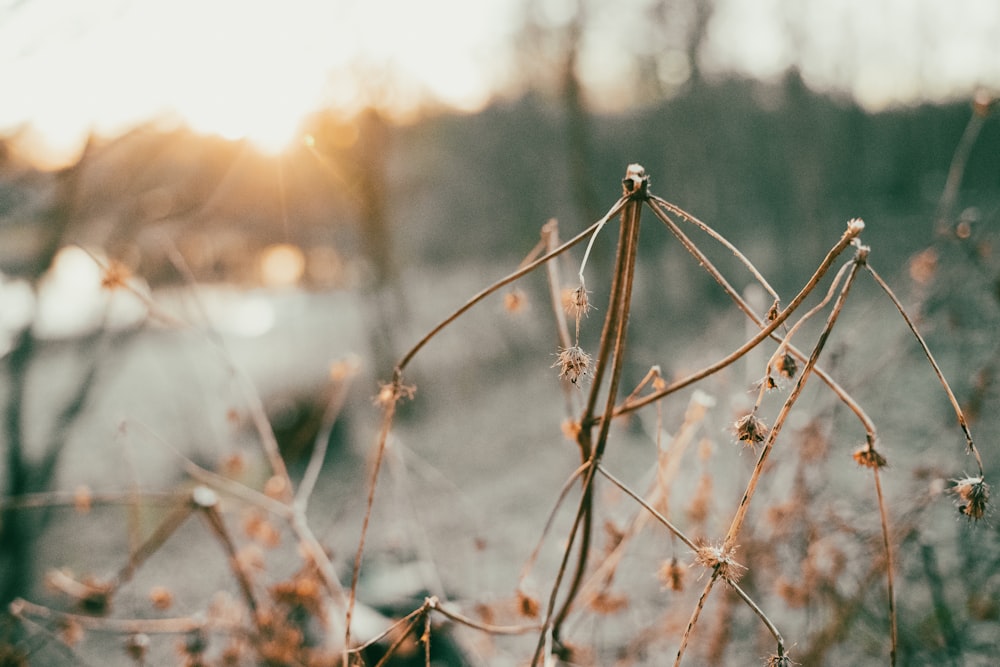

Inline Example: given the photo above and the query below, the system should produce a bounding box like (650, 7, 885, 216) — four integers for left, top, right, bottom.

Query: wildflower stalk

(677, 250, 864, 664)
(722, 252, 863, 556)
(866, 264, 985, 476)
(614, 218, 866, 418)
(395, 197, 628, 373)
(871, 464, 898, 666)
(646, 207, 878, 441)
(345, 375, 404, 661)
(674, 576, 718, 667)
(532, 166, 646, 665)
(649, 196, 781, 303)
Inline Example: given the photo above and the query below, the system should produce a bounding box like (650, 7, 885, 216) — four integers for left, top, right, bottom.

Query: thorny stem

(723, 254, 864, 555)
(10, 597, 235, 635)
(613, 218, 865, 419)
(426, 596, 543, 636)
(866, 264, 985, 476)
(541, 219, 583, 417)
(749, 260, 855, 410)
(396, 196, 628, 373)
(542, 219, 574, 354)
(198, 504, 261, 618)
(728, 580, 786, 658)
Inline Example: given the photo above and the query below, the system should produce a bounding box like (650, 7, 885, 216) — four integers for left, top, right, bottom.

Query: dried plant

(2, 123, 996, 666)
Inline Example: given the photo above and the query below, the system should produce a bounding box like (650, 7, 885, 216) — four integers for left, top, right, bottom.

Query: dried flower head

(658, 557, 685, 592)
(553, 345, 592, 384)
(149, 585, 175, 611)
(563, 284, 593, 319)
(952, 476, 990, 521)
(516, 589, 540, 618)
(100, 261, 131, 290)
(766, 653, 797, 667)
(561, 418, 582, 442)
(73, 485, 92, 514)
(374, 380, 417, 408)
(125, 633, 150, 662)
(734, 412, 769, 449)
(766, 301, 780, 322)
(693, 542, 747, 583)
(775, 351, 797, 380)
(503, 287, 529, 314)
(852, 444, 887, 469)
(588, 590, 628, 615)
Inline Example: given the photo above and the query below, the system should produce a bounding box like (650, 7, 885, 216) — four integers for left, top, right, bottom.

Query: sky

(1, 0, 998, 168)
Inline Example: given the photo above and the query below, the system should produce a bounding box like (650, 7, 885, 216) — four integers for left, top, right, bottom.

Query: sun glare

(0, 0, 514, 167)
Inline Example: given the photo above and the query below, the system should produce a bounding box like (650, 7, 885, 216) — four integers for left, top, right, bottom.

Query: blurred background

(2, 0, 1000, 664)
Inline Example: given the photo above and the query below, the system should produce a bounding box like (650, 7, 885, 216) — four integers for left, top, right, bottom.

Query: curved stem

(723, 257, 863, 554)
(396, 197, 627, 373)
(613, 219, 865, 419)
(649, 195, 781, 302)
(650, 206, 878, 441)
(866, 264, 985, 476)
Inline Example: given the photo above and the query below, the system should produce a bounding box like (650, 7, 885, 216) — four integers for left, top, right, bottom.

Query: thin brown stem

(614, 219, 865, 419)
(649, 196, 781, 302)
(426, 596, 542, 635)
(674, 575, 718, 667)
(397, 197, 627, 372)
(345, 387, 401, 660)
(553, 181, 644, 640)
(872, 466, 898, 666)
(723, 255, 863, 554)
(518, 462, 591, 588)
(866, 263, 985, 476)
(649, 206, 878, 441)
(531, 174, 645, 666)
(596, 464, 697, 551)
(296, 358, 359, 511)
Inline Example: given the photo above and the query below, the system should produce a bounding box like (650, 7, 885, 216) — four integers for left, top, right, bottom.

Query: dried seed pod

(953, 476, 990, 521)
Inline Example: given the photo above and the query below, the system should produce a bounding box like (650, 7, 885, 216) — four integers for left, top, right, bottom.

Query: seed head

(734, 412, 769, 449)
(516, 589, 540, 618)
(766, 653, 797, 667)
(775, 351, 797, 380)
(852, 444, 888, 469)
(952, 476, 990, 521)
(658, 557, 686, 592)
(563, 284, 593, 319)
(100, 261, 131, 290)
(553, 345, 592, 385)
(503, 287, 529, 314)
(693, 542, 747, 583)
(374, 380, 416, 408)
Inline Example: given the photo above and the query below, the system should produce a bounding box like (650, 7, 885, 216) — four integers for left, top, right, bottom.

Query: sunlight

(0, 0, 515, 167)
